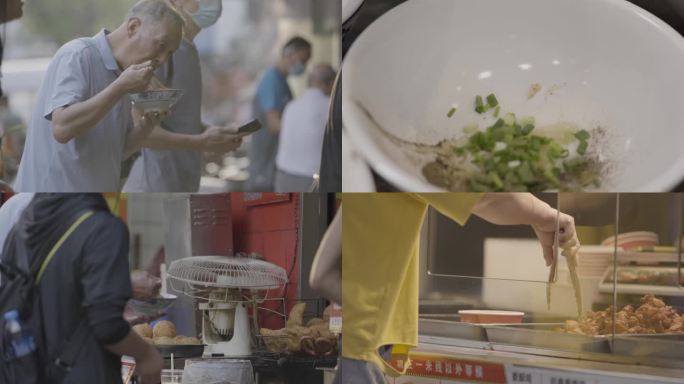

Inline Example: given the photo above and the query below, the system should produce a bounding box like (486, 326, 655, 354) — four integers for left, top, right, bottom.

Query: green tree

(23, 0, 137, 46)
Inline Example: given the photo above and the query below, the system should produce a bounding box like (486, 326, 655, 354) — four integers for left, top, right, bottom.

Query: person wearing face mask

(247, 36, 313, 191)
(275, 64, 337, 192)
(124, 0, 245, 192)
(13, 0, 183, 192)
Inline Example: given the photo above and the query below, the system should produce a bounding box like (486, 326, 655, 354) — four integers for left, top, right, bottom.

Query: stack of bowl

(601, 231, 659, 251)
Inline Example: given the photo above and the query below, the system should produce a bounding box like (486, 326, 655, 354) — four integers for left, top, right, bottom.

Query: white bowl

(342, 128, 375, 191)
(343, 0, 684, 191)
(601, 231, 659, 249)
(130, 89, 184, 113)
(342, 0, 365, 24)
(128, 293, 177, 316)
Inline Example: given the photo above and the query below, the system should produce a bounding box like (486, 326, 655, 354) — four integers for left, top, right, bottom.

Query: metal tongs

(547, 209, 583, 318)
(546, 209, 561, 311)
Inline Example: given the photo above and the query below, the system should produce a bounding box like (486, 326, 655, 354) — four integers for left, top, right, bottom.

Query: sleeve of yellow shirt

(411, 193, 483, 226)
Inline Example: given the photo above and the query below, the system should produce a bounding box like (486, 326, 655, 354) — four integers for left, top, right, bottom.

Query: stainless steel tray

(612, 334, 684, 360)
(484, 323, 610, 353)
(418, 318, 488, 341)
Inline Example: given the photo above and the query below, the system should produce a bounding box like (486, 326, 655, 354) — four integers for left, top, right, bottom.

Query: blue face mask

(192, 0, 223, 29)
(289, 62, 306, 76)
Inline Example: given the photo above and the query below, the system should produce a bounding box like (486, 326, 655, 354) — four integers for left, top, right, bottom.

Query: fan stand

(200, 302, 252, 357)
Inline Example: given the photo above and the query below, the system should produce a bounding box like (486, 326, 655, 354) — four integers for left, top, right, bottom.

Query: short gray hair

(309, 64, 337, 88)
(126, 0, 183, 30)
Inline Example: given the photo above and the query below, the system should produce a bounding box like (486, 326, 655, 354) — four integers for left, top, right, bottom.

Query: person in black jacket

(3, 194, 162, 384)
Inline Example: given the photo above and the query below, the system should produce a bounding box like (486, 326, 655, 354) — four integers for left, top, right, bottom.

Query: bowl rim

(342, 0, 684, 192)
(342, 0, 365, 24)
(458, 310, 525, 316)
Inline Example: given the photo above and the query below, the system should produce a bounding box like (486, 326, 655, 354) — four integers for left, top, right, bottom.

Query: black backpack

(0, 210, 95, 384)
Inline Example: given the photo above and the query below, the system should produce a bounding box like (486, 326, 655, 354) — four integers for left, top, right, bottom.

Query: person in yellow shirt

(335, 193, 579, 384)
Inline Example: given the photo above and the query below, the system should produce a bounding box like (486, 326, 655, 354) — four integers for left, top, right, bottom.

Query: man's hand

(148, 76, 168, 91)
(132, 107, 168, 137)
(114, 61, 156, 94)
(532, 211, 580, 267)
(200, 125, 243, 153)
(130, 270, 161, 300)
(136, 344, 163, 384)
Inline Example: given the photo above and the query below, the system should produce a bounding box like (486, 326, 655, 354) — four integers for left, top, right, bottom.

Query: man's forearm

(105, 329, 154, 360)
(471, 193, 556, 227)
(309, 208, 342, 304)
(265, 111, 282, 134)
(52, 82, 124, 144)
(141, 125, 203, 151)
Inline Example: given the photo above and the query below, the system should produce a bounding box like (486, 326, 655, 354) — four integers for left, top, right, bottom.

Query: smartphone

(236, 119, 262, 135)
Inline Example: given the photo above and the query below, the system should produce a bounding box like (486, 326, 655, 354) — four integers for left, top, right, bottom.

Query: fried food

(153, 320, 176, 339)
(306, 318, 326, 327)
(153, 336, 176, 345)
(287, 303, 306, 328)
(174, 336, 201, 345)
(323, 304, 333, 321)
(261, 318, 337, 354)
(133, 323, 153, 338)
(562, 294, 684, 336)
(260, 327, 288, 353)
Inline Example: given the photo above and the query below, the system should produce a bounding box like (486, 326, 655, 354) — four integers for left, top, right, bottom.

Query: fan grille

(167, 256, 288, 289)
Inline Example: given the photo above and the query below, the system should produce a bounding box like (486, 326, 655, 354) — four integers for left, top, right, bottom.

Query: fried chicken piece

(561, 295, 684, 335)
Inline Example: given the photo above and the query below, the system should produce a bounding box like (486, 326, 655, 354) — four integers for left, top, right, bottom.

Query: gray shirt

(124, 39, 203, 192)
(14, 30, 131, 192)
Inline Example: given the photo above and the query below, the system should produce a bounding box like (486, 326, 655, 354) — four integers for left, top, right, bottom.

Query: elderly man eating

(14, 0, 183, 192)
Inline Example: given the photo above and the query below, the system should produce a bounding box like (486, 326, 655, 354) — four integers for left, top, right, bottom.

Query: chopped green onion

(577, 140, 589, 155)
(508, 160, 521, 168)
(433, 92, 602, 192)
(503, 113, 516, 126)
(463, 123, 479, 135)
(488, 171, 504, 189)
(521, 124, 534, 136)
(475, 95, 485, 113)
(519, 116, 535, 127)
(574, 129, 590, 141)
(486, 93, 499, 108)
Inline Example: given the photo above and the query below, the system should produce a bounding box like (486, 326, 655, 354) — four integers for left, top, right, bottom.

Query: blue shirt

(247, 67, 292, 191)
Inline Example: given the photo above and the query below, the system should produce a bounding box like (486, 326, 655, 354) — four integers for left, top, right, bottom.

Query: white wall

(126, 193, 179, 270)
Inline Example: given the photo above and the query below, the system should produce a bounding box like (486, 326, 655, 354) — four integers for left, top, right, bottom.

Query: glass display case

(405, 193, 684, 384)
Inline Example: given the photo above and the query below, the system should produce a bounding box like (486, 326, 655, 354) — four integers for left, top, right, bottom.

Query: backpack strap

(29, 210, 95, 379)
(35, 211, 95, 284)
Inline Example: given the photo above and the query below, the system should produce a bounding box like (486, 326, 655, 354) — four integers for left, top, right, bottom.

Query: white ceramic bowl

(343, 0, 684, 191)
(128, 293, 177, 316)
(601, 231, 659, 249)
(342, 128, 375, 191)
(342, 0, 365, 24)
(130, 89, 184, 113)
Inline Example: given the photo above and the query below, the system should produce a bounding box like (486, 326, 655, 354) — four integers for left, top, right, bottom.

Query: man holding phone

(124, 0, 248, 192)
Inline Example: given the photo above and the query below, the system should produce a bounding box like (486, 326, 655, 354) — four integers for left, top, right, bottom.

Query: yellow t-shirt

(341, 193, 483, 377)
